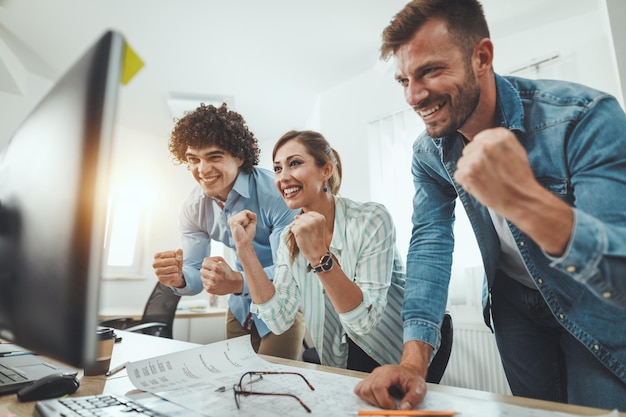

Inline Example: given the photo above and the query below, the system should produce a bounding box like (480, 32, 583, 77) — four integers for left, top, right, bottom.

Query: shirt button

(537, 278, 544, 285)
(602, 291, 612, 299)
(518, 241, 525, 247)
(558, 313, 565, 320)
(566, 265, 576, 273)
(593, 344, 600, 351)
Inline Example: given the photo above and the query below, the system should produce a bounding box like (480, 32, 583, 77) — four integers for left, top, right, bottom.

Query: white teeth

(419, 103, 443, 117)
(283, 186, 300, 195)
(201, 176, 219, 184)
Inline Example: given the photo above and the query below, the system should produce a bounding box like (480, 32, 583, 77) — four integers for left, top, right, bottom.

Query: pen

(105, 361, 130, 377)
(357, 410, 455, 416)
(0, 351, 33, 357)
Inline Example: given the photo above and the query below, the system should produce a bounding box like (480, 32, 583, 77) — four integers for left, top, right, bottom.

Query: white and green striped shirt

(251, 196, 405, 369)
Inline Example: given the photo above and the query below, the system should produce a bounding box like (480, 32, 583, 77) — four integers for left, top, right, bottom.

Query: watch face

(320, 254, 333, 271)
(311, 254, 333, 273)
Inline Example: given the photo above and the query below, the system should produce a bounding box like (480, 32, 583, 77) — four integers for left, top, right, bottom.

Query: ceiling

(0, 0, 596, 144)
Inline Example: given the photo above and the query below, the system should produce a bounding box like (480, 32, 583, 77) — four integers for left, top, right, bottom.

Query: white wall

(315, 66, 407, 203)
(494, 2, 623, 107)
(607, 0, 626, 104)
(0, 74, 51, 150)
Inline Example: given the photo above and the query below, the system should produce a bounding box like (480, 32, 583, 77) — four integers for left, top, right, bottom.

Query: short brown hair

(168, 103, 260, 173)
(381, 0, 490, 60)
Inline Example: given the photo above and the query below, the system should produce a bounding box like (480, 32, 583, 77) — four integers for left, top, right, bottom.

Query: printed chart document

(125, 336, 619, 417)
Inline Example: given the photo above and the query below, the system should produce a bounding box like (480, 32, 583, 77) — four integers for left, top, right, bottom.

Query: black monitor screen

(0, 31, 123, 368)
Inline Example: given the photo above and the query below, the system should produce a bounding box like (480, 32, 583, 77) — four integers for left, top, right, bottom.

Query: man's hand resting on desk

(153, 248, 185, 288)
(200, 256, 244, 296)
(354, 341, 431, 410)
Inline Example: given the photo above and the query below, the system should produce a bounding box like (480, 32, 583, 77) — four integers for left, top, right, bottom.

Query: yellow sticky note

(121, 40, 144, 85)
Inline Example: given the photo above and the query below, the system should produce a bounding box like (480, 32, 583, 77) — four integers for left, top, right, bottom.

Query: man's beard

(425, 72, 480, 139)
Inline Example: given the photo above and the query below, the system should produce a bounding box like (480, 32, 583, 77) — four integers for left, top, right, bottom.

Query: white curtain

(367, 109, 422, 259)
(367, 108, 483, 317)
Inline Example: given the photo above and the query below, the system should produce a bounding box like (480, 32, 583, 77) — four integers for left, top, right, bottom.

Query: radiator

(439, 322, 512, 395)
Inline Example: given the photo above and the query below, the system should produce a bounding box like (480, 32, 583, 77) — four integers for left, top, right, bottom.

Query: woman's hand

(290, 211, 328, 263)
(228, 210, 257, 248)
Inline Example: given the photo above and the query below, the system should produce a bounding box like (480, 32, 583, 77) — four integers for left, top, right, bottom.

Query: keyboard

(35, 393, 169, 417)
(0, 363, 27, 385)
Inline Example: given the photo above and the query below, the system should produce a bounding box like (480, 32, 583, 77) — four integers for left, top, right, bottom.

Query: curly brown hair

(168, 103, 260, 173)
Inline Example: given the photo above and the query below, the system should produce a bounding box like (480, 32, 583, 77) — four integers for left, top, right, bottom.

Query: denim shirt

(404, 73, 626, 382)
(171, 168, 299, 338)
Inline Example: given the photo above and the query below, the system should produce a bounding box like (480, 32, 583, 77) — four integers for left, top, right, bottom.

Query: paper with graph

(125, 335, 619, 417)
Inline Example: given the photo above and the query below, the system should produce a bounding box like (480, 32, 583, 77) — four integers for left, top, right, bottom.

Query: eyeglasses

(233, 371, 315, 413)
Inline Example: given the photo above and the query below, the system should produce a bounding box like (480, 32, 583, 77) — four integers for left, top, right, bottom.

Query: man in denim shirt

(355, 0, 626, 412)
(153, 103, 304, 359)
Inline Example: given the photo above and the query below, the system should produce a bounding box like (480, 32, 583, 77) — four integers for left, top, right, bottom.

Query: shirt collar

(206, 170, 252, 208)
(494, 73, 526, 134)
(231, 170, 252, 199)
(329, 195, 345, 252)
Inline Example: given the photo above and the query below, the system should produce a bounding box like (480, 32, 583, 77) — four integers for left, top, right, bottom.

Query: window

(367, 108, 482, 271)
(367, 109, 420, 259)
(102, 191, 153, 279)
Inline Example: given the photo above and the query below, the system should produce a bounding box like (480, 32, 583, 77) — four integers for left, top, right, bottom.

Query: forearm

(172, 266, 204, 295)
(317, 269, 363, 314)
(400, 340, 432, 377)
(498, 181, 573, 256)
(229, 271, 245, 294)
(235, 243, 276, 304)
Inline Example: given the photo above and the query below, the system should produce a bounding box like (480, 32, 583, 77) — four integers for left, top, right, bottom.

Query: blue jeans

(491, 272, 626, 412)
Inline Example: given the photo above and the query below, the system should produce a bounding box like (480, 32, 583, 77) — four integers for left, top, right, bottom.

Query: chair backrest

(425, 312, 453, 383)
(141, 282, 182, 338)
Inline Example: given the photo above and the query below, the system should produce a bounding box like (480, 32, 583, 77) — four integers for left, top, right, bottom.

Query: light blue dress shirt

(171, 168, 299, 337)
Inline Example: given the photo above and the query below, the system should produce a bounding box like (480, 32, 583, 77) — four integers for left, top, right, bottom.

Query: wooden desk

(98, 306, 228, 321)
(2, 331, 624, 416)
(99, 306, 228, 344)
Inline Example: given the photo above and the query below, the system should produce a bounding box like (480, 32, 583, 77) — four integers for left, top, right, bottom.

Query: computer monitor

(0, 30, 124, 368)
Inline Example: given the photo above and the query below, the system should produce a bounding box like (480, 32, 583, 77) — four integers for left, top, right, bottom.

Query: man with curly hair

(153, 103, 305, 359)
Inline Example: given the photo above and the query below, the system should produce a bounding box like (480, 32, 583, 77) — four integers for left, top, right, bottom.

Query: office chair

(301, 313, 453, 383)
(100, 282, 181, 339)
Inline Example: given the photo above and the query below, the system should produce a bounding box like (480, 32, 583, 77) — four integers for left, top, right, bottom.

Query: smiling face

(185, 145, 243, 201)
(394, 18, 481, 138)
(273, 139, 331, 211)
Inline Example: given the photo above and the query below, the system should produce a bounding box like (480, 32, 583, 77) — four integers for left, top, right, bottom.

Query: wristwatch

(308, 251, 334, 274)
